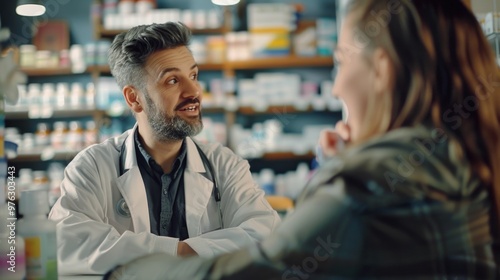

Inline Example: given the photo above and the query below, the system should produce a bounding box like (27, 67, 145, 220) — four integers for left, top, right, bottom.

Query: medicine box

(484, 12, 500, 35)
(250, 30, 290, 57)
(316, 18, 337, 56)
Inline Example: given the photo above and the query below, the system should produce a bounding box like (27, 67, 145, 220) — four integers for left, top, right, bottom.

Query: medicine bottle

(51, 121, 68, 150)
(35, 123, 51, 148)
(19, 45, 36, 68)
(18, 190, 58, 280)
(32, 171, 50, 192)
(67, 121, 84, 150)
(84, 120, 98, 147)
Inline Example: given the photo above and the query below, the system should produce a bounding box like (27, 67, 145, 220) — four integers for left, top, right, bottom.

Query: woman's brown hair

(346, 0, 500, 238)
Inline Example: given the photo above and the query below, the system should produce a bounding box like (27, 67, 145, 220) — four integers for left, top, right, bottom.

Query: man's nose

(181, 79, 201, 99)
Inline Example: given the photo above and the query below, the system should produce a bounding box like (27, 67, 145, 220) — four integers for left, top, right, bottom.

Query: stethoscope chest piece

(116, 198, 131, 217)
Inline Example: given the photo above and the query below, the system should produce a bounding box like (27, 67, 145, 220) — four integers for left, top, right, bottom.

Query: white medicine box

(484, 12, 500, 35)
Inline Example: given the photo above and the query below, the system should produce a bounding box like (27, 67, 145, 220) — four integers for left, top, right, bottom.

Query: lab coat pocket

(200, 198, 222, 234)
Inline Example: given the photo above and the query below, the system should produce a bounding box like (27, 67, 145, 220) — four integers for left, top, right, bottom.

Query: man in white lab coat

(49, 22, 280, 275)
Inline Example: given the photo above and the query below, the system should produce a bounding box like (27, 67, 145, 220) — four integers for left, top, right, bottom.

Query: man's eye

(167, 79, 178, 85)
(191, 74, 198, 80)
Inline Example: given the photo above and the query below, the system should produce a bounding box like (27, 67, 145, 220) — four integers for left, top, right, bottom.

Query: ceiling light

(16, 0, 46, 17)
(211, 0, 240, 6)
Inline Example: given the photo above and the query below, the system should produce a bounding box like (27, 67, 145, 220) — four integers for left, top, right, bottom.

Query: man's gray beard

(143, 91, 203, 141)
(149, 113, 203, 141)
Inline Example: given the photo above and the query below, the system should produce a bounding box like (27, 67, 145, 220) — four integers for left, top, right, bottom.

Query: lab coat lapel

(184, 138, 214, 236)
(115, 125, 150, 233)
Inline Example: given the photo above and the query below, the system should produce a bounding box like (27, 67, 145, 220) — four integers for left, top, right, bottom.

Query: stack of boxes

(247, 3, 295, 58)
(292, 18, 337, 57)
(483, 12, 500, 35)
(316, 18, 337, 56)
(247, 3, 336, 58)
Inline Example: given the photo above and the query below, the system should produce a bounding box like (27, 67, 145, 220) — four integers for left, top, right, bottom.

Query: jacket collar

(185, 136, 206, 173)
(121, 124, 206, 174)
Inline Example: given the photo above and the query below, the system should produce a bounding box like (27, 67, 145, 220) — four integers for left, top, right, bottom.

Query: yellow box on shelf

(250, 28, 290, 58)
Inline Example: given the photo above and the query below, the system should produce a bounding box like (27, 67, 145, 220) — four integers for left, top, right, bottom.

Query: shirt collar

(134, 129, 187, 176)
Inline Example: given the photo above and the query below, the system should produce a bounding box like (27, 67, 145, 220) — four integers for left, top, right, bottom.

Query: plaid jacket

(105, 125, 499, 280)
(211, 125, 498, 279)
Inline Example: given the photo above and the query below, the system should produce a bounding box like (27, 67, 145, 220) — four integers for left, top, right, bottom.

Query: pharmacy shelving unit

(89, 3, 339, 171)
(468, 0, 500, 66)
(5, 63, 107, 165)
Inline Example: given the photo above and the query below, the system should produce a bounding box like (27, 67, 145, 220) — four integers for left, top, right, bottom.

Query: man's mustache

(175, 98, 200, 111)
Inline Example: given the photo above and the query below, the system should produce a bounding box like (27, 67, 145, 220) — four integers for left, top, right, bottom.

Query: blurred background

(0, 0, 496, 212)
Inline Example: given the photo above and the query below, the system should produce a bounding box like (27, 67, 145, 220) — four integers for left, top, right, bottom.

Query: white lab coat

(49, 125, 280, 275)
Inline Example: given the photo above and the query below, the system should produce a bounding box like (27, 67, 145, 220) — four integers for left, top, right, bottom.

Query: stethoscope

(116, 137, 224, 229)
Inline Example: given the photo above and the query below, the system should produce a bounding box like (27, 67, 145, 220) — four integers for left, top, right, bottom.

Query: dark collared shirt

(134, 130, 189, 240)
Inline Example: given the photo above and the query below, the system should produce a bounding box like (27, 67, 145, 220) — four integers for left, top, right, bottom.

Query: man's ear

(123, 85, 143, 113)
(372, 48, 394, 96)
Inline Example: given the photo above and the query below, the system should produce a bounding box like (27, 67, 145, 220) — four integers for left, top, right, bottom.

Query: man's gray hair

(108, 22, 192, 91)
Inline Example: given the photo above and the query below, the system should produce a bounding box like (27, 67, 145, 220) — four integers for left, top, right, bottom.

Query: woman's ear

(123, 85, 143, 113)
(371, 48, 394, 96)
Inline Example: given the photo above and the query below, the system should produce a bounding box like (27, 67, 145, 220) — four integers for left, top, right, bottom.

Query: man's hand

(177, 241, 198, 257)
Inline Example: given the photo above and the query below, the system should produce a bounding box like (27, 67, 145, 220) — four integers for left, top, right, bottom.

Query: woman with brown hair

(105, 0, 499, 278)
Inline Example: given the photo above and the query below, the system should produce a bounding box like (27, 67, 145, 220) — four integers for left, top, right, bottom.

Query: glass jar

(118, 0, 135, 15)
(35, 123, 51, 148)
(136, 0, 155, 14)
(32, 171, 50, 192)
(35, 50, 51, 68)
(22, 133, 35, 152)
(207, 36, 226, 63)
(85, 82, 96, 108)
(51, 121, 68, 150)
(70, 83, 84, 108)
(27, 83, 41, 107)
(18, 168, 33, 195)
(84, 42, 96, 66)
(67, 121, 84, 150)
(84, 120, 98, 147)
(41, 83, 55, 108)
(56, 82, 69, 108)
(59, 49, 70, 68)
(19, 45, 36, 68)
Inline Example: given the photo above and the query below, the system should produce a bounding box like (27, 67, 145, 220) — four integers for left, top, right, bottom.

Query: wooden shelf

(97, 25, 228, 38)
(86, 65, 112, 73)
(238, 105, 342, 115)
(21, 66, 110, 77)
(190, 27, 231, 35)
(91, 63, 224, 74)
(5, 107, 104, 119)
(11, 148, 314, 162)
(84, 57, 332, 74)
(21, 67, 82, 76)
(239, 105, 323, 115)
(227, 56, 333, 70)
(10, 148, 81, 162)
(198, 63, 224, 71)
(22, 56, 332, 77)
(261, 151, 315, 160)
(5, 104, 335, 120)
(201, 107, 226, 114)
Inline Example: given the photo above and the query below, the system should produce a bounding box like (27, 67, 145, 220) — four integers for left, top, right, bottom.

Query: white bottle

(18, 190, 58, 280)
